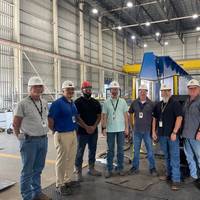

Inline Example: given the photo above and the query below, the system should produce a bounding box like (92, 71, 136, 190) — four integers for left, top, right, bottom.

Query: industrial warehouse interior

(0, 0, 200, 200)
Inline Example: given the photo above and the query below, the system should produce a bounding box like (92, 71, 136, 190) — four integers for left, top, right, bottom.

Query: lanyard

(111, 98, 119, 112)
(161, 101, 168, 113)
(29, 96, 43, 119)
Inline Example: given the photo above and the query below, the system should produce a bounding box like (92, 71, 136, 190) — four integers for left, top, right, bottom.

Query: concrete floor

(0, 132, 107, 200)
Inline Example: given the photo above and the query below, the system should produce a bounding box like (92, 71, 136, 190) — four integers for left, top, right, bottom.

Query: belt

(25, 134, 47, 139)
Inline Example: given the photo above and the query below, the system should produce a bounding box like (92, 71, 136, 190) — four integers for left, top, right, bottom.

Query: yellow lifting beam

(122, 59, 200, 74)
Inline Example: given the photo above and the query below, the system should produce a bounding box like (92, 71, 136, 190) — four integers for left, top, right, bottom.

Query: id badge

(42, 120, 47, 128)
(113, 112, 116, 120)
(139, 112, 143, 119)
(72, 116, 76, 123)
(159, 121, 163, 127)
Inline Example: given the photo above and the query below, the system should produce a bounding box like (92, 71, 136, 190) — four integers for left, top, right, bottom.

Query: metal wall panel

(116, 33, 124, 69)
(0, 0, 14, 110)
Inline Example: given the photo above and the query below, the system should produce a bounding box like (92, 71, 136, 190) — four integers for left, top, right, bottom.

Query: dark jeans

(159, 136, 181, 182)
(107, 132, 125, 172)
(132, 131, 156, 170)
(75, 132, 98, 169)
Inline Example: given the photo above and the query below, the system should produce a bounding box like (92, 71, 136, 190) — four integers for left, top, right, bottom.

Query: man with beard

(152, 84, 183, 191)
(101, 81, 129, 178)
(75, 81, 102, 181)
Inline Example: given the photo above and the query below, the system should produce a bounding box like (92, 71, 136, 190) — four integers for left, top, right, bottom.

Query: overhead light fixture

(92, 8, 98, 14)
(117, 25, 122, 30)
(164, 41, 169, 46)
(144, 43, 147, 48)
(131, 35, 136, 40)
(127, 1, 133, 8)
(196, 26, 200, 31)
(192, 14, 198, 19)
(155, 32, 160, 37)
(145, 22, 151, 27)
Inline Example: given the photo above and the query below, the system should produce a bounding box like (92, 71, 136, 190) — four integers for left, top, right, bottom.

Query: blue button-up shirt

(48, 96, 78, 132)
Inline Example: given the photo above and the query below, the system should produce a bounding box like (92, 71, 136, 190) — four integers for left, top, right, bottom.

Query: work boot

(65, 181, 81, 188)
(159, 175, 171, 182)
(104, 170, 112, 178)
(171, 182, 180, 191)
(56, 185, 72, 196)
(150, 168, 159, 177)
(76, 169, 83, 182)
(88, 167, 102, 176)
(32, 192, 52, 200)
(128, 167, 139, 175)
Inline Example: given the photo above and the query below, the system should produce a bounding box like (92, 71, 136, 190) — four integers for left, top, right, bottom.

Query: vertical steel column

(124, 38, 129, 96)
(13, 0, 23, 101)
(132, 76, 136, 100)
(182, 37, 185, 59)
(98, 17, 104, 97)
(79, 1, 86, 85)
(112, 31, 118, 81)
(173, 75, 179, 95)
(53, 0, 61, 98)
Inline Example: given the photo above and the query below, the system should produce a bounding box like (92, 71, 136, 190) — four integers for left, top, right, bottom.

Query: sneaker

(150, 168, 159, 177)
(159, 175, 171, 181)
(33, 193, 52, 200)
(65, 181, 80, 188)
(104, 170, 112, 178)
(171, 182, 180, 191)
(56, 185, 72, 196)
(128, 167, 139, 175)
(88, 168, 102, 176)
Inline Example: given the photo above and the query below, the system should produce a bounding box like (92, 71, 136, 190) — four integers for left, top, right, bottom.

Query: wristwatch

(172, 131, 177, 135)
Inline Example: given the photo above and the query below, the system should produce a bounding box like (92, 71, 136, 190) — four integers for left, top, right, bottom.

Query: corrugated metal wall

(0, 0, 14, 110)
(20, 0, 54, 93)
(58, 0, 80, 87)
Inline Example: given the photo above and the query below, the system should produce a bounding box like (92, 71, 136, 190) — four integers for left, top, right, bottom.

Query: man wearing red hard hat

(74, 81, 102, 181)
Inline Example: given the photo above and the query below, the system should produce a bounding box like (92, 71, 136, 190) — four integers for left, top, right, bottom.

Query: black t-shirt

(75, 96, 102, 134)
(153, 97, 183, 137)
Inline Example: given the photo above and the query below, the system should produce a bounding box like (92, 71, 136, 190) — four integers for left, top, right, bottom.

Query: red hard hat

(81, 81, 92, 89)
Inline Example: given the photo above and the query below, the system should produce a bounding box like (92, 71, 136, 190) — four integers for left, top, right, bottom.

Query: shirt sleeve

(123, 99, 128, 113)
(152, 103, 159, 119)
(48, 102, 59, 119)
(102, 101, 108, 114)
(14, 102, 24, 118)
(173, 101, 183, 117)
(96, 101, 102, 114)
(128, 101, 135, 113)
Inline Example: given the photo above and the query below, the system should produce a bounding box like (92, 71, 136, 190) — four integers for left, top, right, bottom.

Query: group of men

(13, 76, 200, 200)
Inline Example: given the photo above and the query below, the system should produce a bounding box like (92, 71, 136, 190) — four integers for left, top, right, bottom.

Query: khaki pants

(54, 131, 77, 187)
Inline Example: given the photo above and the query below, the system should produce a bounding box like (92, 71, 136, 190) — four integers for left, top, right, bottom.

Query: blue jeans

(75, 133, 98, 169)
(159, 136, 180, 182)
(107, 132, 125, 172)
(184, 138, 200, 179)
(19, 136, 48, 200)
(132, 132, 156, 170)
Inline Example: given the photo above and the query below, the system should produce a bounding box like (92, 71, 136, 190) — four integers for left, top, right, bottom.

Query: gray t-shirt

(14, 96, 49, 136)
(182, 95, 200, 139)
(129, 98, 154, 133)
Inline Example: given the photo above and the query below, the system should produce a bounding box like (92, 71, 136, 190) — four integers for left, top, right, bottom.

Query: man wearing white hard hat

(182, 79, 200, 186)
(13, 76, 51, 200)
(152, 84, 183, 191)
(101, 80, 129, 178)
(48, 80, 79, 196)
(128, 84, 158, 176)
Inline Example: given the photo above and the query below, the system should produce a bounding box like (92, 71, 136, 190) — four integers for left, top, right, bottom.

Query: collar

(62, 96, 73, 104)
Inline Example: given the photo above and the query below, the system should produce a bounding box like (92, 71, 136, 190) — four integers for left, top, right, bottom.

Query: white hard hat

(187, 79, 200, 88)
(62, 80, 74, 89)
(28, 76, 44, 86)
(160, 84, 171, 91)
(139, 84, 148, 91)
(109, 81, 120, 89)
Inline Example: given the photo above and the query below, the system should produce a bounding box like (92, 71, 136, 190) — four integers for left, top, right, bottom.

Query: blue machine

(139, 52, 190, 80)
